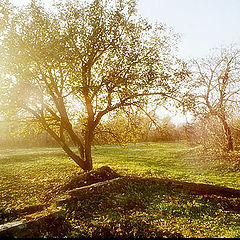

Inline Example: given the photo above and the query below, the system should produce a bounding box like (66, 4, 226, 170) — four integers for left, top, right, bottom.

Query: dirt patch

(41, 165, 120, 203)
(61, 165, 120, 191)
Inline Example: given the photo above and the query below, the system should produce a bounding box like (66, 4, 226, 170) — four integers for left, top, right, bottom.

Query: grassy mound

(62, 166, 120, 191)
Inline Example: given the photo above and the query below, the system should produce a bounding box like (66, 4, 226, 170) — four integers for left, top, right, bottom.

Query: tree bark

(83, 123, 94, 171)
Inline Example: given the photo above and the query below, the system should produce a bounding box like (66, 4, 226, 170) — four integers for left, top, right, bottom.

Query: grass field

(1, 141, 240, 237)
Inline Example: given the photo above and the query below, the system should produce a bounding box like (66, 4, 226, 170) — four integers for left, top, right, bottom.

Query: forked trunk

(69, 130, 93, 171)
(44, 123, 93, 171)
(63, 139, 93, 171)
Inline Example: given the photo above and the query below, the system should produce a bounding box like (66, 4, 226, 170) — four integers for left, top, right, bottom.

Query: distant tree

(185, 117, 227, 150)
(190, 46, 240, 151)
(0, 0, 188, 170)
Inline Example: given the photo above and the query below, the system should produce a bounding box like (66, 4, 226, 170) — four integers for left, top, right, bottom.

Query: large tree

(190, 46, 240, 151)
(0, 0, 188, 170)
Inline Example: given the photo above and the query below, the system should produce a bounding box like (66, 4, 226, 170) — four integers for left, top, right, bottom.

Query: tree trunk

(83, 125, 94, 171)
(47, 120, 94, 171)
(219, 116, 234, 152)
(83, 141, 93, 171)
(45, 127, 86, 169)
(23, 104, 94, 171)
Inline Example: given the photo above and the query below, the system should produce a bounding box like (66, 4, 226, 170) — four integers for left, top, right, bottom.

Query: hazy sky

(138, 0, 240, 59)
(136, 0, 240, 123)
(10, 0, 240, 59)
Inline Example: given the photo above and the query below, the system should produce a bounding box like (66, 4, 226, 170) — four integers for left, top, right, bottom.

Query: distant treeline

(2, 115, 240, 151)
(0, 116, 186, 148)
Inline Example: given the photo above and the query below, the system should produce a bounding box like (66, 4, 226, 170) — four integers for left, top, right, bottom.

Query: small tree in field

(190, 46, 240, 152)
(0, 0, 188, 171)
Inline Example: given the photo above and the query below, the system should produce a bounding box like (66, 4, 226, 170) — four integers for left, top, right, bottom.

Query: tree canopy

(0, 0, 189, 170)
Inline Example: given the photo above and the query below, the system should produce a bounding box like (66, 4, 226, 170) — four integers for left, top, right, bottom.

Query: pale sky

(138, 0, 240, 123)
(9, 0, 240, 124)
(138, 0, 240, 60)
(10, 0, 240, 59)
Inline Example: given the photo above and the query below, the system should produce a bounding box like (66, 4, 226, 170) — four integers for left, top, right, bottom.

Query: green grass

(1, 141, 240, 211)
(1, 141, 240, 237)
(67, 178, 240, 238)
(92, 142, 240, 188)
